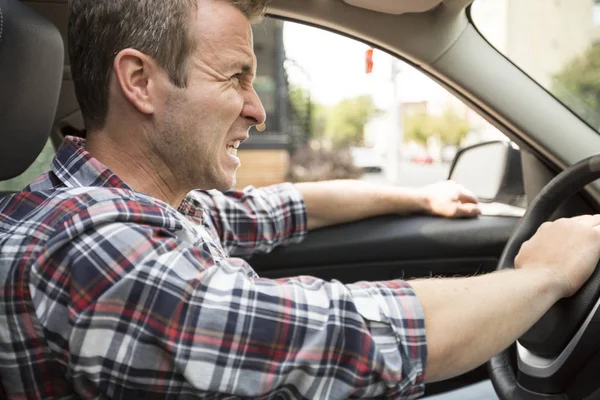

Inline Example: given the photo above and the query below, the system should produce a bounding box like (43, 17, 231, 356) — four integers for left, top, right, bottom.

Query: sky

(282, 21, 446, 109)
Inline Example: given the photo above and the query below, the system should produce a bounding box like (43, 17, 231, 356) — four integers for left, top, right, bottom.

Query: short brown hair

(68, 0, 269, 130)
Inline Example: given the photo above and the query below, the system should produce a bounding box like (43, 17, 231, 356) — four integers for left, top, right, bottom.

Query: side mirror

(449, 140, 524, 205)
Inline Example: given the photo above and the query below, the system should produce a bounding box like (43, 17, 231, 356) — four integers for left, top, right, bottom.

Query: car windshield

(471, 0, 600, 132)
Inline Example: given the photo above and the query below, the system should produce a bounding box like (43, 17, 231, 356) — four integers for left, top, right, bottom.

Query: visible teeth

(226, 140, 241, 156)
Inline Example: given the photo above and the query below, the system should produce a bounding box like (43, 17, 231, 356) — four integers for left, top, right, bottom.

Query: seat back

(0, 0, 63, 394)
(0, 0, 63, 181)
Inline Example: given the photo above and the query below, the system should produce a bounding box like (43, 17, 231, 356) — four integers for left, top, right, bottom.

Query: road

(361, 161, 450, 187)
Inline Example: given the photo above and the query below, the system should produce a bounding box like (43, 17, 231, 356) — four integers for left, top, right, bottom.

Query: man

(1, 0, 600, 398)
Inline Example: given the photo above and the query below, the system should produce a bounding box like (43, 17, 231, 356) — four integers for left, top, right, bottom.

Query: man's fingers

(587, 215, 600, 226)
(454, 203, 481, 218)
(457, 187, 479, 205)
(569, 214, 600, 227)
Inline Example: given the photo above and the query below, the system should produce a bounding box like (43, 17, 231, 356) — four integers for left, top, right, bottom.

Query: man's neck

(85, 131, 187, 209)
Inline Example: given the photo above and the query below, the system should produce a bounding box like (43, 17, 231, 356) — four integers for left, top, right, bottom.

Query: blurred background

(233, 0, 600, 190)
(4, 0, 600, 193)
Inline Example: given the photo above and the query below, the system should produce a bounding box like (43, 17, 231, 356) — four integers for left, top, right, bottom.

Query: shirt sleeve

(189, 183, 307, 257)
(31, 221, 427, 399)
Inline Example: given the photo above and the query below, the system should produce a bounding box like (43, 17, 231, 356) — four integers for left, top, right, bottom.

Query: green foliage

(289, 86, 380, 148)
(553, 46, 600, 130)
(404, 112, 436, 145)
(438, 108, 472, 146)
(0, 139, 54, 192)
(289, 85, 327, 141)
(289, 85, 311, 133)
(288, 86, 305, 110)
(404, 108, 471, 146)
(323, 95, 380, 148)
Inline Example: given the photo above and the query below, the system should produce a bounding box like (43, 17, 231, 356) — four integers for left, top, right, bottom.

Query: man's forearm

(295, 180, 427, 230)
(410, 268, 563, 382)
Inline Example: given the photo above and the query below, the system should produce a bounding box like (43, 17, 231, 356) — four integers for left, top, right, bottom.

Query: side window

(240, 19, 516, 206)
(0, 139, 55, 192)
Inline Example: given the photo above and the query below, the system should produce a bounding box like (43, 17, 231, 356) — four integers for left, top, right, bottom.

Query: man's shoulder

(0, 187, 181, 237)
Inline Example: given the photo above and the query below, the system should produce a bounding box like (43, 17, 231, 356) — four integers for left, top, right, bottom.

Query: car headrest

(0, 0, 63, 180)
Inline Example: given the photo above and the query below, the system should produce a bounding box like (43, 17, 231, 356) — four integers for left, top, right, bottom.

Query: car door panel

(250, 215, 519, 281)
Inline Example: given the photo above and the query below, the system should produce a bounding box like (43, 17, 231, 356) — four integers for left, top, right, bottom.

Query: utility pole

(386, 59, 403, 185)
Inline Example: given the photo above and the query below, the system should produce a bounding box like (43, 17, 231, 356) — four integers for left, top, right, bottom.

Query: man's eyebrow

(238, 62, 257, 81)
(240, 64, 253, 74)
(228, 60, 254, 74)
(228, 55, 257, 77)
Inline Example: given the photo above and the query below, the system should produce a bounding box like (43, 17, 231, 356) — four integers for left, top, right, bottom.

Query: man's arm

(295, 179, 480, 231)
(413, 215, 600, 382)
(189, 183, 307, 256)
(40, 219, 428, 398)
(413, 268, 560, 382)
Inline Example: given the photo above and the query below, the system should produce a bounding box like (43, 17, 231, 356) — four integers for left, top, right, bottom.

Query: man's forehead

(192, 3, 253, 46)
(187, 0, 258, 72)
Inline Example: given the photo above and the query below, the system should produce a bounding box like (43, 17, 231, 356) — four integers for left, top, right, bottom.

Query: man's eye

(231, 73, 243, 81)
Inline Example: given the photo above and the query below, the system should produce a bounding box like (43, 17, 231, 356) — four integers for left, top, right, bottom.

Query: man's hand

(417, 180, 481, 218)
(515, 215, 600, 298)
(413, 214, 600, 382)
(298, 179, 482, 230)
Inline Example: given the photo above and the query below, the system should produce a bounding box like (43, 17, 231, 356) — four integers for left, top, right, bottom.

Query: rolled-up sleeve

(189, 183, 307, 257)
(32, 221, 427, 399)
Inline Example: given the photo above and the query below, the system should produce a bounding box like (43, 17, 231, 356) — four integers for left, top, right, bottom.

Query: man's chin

(214, 174, 237, 193)
(189, 171, 236, 193)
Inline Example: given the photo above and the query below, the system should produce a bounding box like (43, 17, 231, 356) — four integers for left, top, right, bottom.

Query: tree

(553, 46, 600, 130)
(324, 95, 379, 148)
(289, 85, 326, 141)
(436, 108, 471, 146)
(404, 112, 436, 145)
(403, 107, 471, 146)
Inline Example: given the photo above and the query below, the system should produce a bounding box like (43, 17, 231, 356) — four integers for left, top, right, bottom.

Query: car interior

(4, 0, 600, 398)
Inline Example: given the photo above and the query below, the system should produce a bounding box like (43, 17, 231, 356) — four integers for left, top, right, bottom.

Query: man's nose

(243, 89, 267, 126)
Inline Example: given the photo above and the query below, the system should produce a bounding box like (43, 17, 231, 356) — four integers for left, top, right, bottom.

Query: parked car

(411, 152, 434, 164)
(350, 146, 385, 173)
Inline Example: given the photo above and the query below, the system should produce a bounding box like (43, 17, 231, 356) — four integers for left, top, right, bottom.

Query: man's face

(152, 0, 266, 192)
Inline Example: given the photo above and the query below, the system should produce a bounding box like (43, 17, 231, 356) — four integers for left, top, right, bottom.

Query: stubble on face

(152, 84, 241, 194)
(151, 88, 214, 193)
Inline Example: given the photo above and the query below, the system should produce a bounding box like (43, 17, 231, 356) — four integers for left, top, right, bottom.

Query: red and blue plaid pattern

(0, 137, 427, 399)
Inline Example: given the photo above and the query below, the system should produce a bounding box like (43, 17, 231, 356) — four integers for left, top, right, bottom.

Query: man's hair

(68, 0, 269, 130)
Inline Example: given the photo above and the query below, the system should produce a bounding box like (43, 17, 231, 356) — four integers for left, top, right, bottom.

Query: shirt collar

(51, 136, 205, 221)
(51, 136, 133, 191)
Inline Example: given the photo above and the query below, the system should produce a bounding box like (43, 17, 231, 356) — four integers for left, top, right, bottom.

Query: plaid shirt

(0, 137, 427, 399)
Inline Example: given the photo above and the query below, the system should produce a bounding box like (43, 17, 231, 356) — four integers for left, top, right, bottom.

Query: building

(472, 0, 596, 88)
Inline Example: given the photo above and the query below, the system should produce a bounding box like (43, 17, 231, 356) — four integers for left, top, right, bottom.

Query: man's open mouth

(227, 140, 241, 156)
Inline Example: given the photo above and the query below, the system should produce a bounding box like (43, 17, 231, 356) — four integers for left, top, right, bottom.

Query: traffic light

(366, 48, 374, 74)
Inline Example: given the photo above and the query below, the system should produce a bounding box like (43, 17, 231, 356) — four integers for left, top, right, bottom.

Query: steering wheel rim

(488, 154, 600, 400)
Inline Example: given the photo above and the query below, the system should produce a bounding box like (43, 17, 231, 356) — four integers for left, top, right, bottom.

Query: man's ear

(112, 49, 160, 115)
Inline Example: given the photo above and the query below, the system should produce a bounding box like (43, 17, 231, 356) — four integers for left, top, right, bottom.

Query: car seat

(0, 0, 63, 395)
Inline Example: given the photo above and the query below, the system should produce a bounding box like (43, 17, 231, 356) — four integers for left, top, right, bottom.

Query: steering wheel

(488, 154, 600, 399)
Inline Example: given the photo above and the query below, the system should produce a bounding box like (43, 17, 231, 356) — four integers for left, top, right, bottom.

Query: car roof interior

(18, 0, 600, 205)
